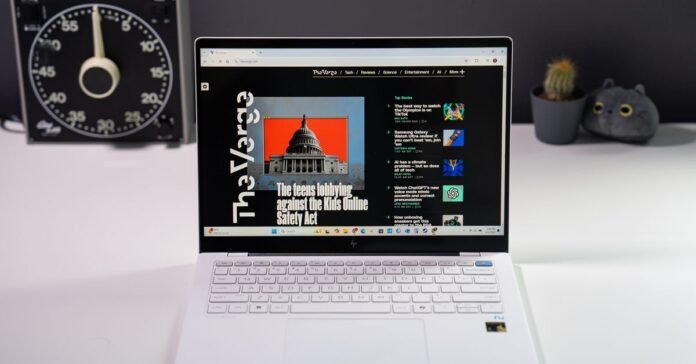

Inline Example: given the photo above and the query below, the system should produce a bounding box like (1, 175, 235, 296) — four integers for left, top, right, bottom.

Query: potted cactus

(530, 58, 587, 144)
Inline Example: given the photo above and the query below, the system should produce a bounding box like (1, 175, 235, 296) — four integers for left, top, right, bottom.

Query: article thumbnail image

(443, 129, 465, 147)
(443, 103, 465, 120)
(443, 159, 464, 176)
(442, 185, 464, 202)
(443, 214, 463, 226)
(264, 115, 348, 175)
(245, 97, 365, 190)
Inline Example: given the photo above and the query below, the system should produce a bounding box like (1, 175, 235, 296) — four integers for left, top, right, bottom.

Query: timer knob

(78, 6, 121, 99)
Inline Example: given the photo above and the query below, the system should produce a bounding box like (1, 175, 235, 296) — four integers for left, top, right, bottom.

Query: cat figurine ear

(602, 78, 615, 88)
(634, 84, 646, 96)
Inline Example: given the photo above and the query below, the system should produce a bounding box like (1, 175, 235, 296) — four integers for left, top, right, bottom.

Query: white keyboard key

(261, 285, 280, 293)
(383, 260, 400, 266)
(332, 294, 350, 302)
(318, 276, 334, 284)
(481, 303, 504, 313)
(457, 261, 475, 266)
(210, 294, 248, 303)
(234, 261, 252, 267)
(443, 267, 461, 275)
(251, 294, 269, 302)
(412, 294, 431, 303)
(362, 285, 379, 293)
(352, 294, 370, 302)
(347, 267, 364, 275)
(346, 261, 363, 266)
(302, 285, 320, 293)
(392, 294, 410, 303)
(297, 276, 314, 284)
(421, 285, 439, 293)
(372, 294, 390, 302)
(432, 294, 451, 303)
(438, 261, 456, 266)
(415, 276, 433, 284)
(250, 267, 267, 275)
(289, 267, 306, 275)
(366, 267, 384, 274)
(216, 261, 234, 267)
(413, 303, 432, 313)
(281, 285, 300, 294)
(258, 276, 275, 284)
(271, 304, 289, 313)
(461, 285, 499, 293)
(441, 285, 459, 293)
(208, 304, 227, 313)
(455, 276, 474, 284)
(214, 267, 228, 275)
(321, 285, 339, 293)
(249, 303, 268, 313)
(242, 285, 260, 293)
(342, 284, 360, 293)
(424, 267, 441, 275)
(385, 267, 403, 274)
(291, 294, 310, 303)
(290, 261, 307, 266)
(271, 294, 290, 303)
(328, 267, 345, 275)
(419, 260, 437, 266)
(336, 276, 354, 284)
(463, 267, 495, 275)
(382, 284, 399, 293)
(396, 276, 413, 283)
(456, 304, 480, 313)
(228, 303, 247, 313)
(252, 261, 270, 266)
(434, 303, 456, 313)
(376, 276, 394, 284)
(271, 261, 289, 266)
(402, 284, 419, 293)
(229, 267, 248, 275)
(435, 276, 454, 284)
(311, 294, 330, 303)
(452, 294, 501, 302)
(357, 276, 374, 284)
(474, 275, 497, 284)
(364, 261, 382, 266)
(401, 260, 418, 266)
(308, 267, 325, 275)
(327, 261, 344, 266)
(291, 303, 390, 313)
(278, 276, 296, 284)
(269, 267, 287, 275)
(213, 276, 237, 284)
(309, 261, 326, 266)
(211, 285, 240, 293)
(393, 304, 411, 313)
(404, 267, 422, 275)
(238, 276, 255, 284)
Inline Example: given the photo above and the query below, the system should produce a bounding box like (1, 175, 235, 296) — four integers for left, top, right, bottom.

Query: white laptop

(175, 37, 538, 364)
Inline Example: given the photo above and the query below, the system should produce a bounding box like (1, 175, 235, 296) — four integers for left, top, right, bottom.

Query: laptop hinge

(227, 252, 249, 256)
(459, 252, 482, 256)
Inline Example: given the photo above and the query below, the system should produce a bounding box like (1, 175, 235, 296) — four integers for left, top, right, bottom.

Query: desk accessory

(530, 58, 587, 144)
(11, 0, 193, 143)
(582, 79, 659, 142)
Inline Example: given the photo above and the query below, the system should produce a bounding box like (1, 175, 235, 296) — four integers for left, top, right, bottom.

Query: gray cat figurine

(582, 79, 659, 142)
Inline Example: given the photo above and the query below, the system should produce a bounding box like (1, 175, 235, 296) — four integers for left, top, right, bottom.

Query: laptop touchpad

(284, 319, 429, 364)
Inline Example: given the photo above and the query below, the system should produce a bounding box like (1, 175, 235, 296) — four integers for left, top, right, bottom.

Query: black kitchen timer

(10, 0, 193, 143)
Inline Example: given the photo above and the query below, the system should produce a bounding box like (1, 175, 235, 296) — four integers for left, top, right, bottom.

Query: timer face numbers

(28, 4, 173, 138)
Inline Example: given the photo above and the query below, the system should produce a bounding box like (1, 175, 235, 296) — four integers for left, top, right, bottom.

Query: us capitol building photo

(266, 115, 348, 175)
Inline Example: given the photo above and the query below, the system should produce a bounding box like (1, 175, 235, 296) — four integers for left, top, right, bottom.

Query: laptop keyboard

(207, 259, 502, 314)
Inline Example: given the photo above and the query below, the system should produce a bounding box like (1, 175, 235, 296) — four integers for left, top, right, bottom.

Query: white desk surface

(1, 124, 695, 364)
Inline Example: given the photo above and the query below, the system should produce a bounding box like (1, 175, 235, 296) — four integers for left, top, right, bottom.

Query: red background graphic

(263, 117, 348, 162)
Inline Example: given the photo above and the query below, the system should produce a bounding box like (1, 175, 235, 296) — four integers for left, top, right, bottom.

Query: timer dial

(28, 3, 173, 138)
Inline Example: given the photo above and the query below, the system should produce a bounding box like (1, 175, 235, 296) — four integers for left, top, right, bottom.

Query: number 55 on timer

(11, 0, 193, 143)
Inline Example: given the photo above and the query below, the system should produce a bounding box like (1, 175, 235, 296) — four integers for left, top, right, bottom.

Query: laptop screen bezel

(195, 37, 512, 254)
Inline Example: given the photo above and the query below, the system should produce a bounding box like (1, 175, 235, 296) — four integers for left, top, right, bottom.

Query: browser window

(197, 47, 507, 237)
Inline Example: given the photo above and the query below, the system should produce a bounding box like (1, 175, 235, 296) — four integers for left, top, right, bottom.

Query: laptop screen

(196, 39, 510, 250)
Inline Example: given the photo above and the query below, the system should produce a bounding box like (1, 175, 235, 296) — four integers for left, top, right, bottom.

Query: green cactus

(543, 58, 576, 101)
